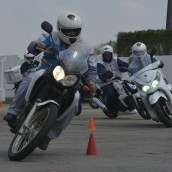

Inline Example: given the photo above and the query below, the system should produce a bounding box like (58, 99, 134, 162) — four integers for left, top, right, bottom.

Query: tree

(94, 40, 117, 55)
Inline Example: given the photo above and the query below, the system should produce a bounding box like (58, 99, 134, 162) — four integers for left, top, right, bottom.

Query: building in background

(0, 55, 22, 100)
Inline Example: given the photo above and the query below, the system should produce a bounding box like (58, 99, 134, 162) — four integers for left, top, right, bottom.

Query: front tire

(136, 106, 151, 120)
(102, 109, 118, 119)
(153, 97, 172, 127)
(136, 98, 151, 120)
(8, 104, 58, 161)
(88, 99, 99, 109)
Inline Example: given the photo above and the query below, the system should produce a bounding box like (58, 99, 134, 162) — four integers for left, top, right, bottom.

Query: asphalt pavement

(0, 103, 172, 172)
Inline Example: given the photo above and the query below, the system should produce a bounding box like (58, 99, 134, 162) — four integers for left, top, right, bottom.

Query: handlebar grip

(35, 47, 45, 51)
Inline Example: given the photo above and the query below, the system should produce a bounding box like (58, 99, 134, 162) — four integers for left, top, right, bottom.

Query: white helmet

(101, 45, 113, 63)
(101, 45, 113, 54)
(57, 11, 82, 45)
(132, 42, 147, 56)
(24, 53, 35, 64)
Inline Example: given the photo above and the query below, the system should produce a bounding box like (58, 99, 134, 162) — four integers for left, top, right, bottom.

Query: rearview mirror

(41, 21, 53, 34)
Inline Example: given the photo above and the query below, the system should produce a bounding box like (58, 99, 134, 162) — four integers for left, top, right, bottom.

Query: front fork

(13, 85, 60, 134)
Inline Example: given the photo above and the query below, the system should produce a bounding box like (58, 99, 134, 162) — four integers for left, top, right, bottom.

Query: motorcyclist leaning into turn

(128, 42, 172, 92)
(3, 11, 97, 150)
(128, 42, 164, 74)
(96, 45, 129, 114)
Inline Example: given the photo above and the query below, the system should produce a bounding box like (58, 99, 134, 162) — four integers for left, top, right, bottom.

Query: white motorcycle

(91, 70, 151, 119)
(128, 55, 172, 127)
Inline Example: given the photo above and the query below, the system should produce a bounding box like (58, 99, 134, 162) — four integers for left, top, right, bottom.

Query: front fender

(37, 100, 60, 108)
(148, 91, 167, 105)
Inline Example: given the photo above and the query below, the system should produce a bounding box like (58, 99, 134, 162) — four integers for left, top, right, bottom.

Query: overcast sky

(0, 0, 168, 58)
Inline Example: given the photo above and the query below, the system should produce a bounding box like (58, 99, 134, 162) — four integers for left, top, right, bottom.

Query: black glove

(103, 71, 113, 79)
(149, 46, 157, 57)
(158, 60, 164, 68)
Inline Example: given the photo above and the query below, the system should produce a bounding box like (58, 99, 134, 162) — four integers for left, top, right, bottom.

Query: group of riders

(3, 11, 165, 151)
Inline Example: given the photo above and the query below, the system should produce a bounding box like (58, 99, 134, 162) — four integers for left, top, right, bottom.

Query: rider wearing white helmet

(20, 53, 40, 77)
(129, 42, 147, 62)
(24, 53, 35, 64)
(4, 11, 96, 151)
(57, 12, 82, 45)
(129, 42, 164, 68)
(27, 11, 91, 69)
(132, 42, 147, 56)
(97, 45, 129, 114)
(101, 45, 113, 63)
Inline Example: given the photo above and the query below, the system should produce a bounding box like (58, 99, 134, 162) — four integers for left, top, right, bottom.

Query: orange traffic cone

(86, 133, 97, 155)
(88, 116, 96, 131)
(0, 101, 3, 107)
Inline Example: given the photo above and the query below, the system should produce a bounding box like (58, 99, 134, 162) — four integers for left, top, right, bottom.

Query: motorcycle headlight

(53, 66, 65, 81)
(137, 71, 160, 93)
(60, 75, 78, 86)
(152, 80, 159, 88)
(151, 71, 160, 88)
(142, 85, 150, 92)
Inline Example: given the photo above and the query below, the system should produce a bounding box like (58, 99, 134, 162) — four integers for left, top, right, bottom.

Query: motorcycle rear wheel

(8, 104, 58, 161)
(153, 97, 172, 127)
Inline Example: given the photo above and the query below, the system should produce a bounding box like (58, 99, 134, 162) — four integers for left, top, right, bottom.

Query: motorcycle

(127, 54, 172, 127)
(90, 71, 151, 119)
(13, 67, 40, 94)
(80, 85, 99, 109)
(4, 54, 41, 94)
(7, 21, 95, 161)
(75, 83, 99, 116)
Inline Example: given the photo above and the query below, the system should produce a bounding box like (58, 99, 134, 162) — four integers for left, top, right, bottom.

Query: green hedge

(117, 29, 172, 56)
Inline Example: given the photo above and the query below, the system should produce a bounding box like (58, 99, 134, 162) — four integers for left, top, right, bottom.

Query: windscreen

(59, 42, 89, 74)
(128, 54, 152, 74)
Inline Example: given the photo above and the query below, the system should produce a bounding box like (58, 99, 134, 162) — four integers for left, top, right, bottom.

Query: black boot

(3, 113, 17, 128)
(38, 136, 51, 150)
(3, 113, 17, 123)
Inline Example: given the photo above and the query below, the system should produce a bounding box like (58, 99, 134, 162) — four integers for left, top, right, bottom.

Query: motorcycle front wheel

(8, 104, 58, 161)
(88, 99, 99, 109)
(102, 109, 118, 119)
(135, 98, 151, 120)
(153, 97, 172, 127)
(136, 107, 151, 120)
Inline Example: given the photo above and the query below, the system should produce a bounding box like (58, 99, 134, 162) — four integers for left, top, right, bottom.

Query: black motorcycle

(7, 21, 95, 161)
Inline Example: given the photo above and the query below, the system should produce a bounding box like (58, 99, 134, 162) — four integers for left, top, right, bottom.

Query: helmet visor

(133, 50, 145, 56)
(25, 57, 34, 61)
(61, 28, 81, 38)
(103, 52, 112, 57)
